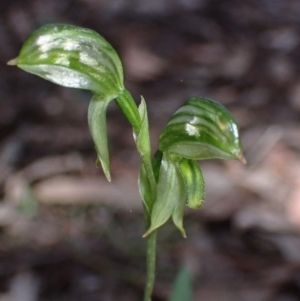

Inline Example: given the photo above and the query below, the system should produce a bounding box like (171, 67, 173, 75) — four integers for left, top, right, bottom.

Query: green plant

(8, 24, 245, 301)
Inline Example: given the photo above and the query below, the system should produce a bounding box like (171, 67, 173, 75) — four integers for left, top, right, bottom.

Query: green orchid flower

(144, 97, 245, 237)
(8, 24, 142, 182)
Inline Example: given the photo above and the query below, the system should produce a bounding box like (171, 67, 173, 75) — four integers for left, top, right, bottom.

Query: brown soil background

(2, 0, 300, 300)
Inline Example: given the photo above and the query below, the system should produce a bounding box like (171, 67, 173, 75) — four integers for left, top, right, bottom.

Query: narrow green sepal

(159, 97, 245, 162)
(88, 94, 111, 181)
(136, 97, 151, 160)
(137, 97, 155, 214)
(178, 159, 205, 209)
(13, 24, 124, 99)
(143, 154, 186, 237)
(138, 151, 162, 214)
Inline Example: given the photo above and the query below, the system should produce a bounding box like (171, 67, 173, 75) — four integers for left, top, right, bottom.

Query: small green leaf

(143, 153, 186, 237)
(168, 266, 192, 301)
(159, 97, 245, 162)
(18, 185, 38, 218)
(177, 158, 205, 209)
(12, 24, 124, 100)
(88, 94, 111, 181)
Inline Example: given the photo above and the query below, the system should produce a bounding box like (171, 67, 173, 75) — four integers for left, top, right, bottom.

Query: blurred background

(2, 0, 300, 300)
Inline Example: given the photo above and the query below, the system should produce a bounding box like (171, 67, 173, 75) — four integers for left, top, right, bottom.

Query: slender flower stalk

(144, 232, 157, 301)
(116, 89, 158, 300)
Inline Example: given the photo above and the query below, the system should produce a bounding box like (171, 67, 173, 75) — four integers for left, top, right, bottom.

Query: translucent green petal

(12, 24, 124, 100)
(177, 159, 205, 209)
(159, 97, 245, 162)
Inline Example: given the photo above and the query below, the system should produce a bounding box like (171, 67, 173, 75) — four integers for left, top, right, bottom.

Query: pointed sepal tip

(238, 152, 247, 164)
(7, 58, 17, 66)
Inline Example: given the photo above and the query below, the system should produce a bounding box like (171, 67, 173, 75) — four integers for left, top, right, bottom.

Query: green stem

(116, 89, 157, 208)
(115, 89, 141, 133)
(116, 89, 157, 301)
(144, 231, 157, 301)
